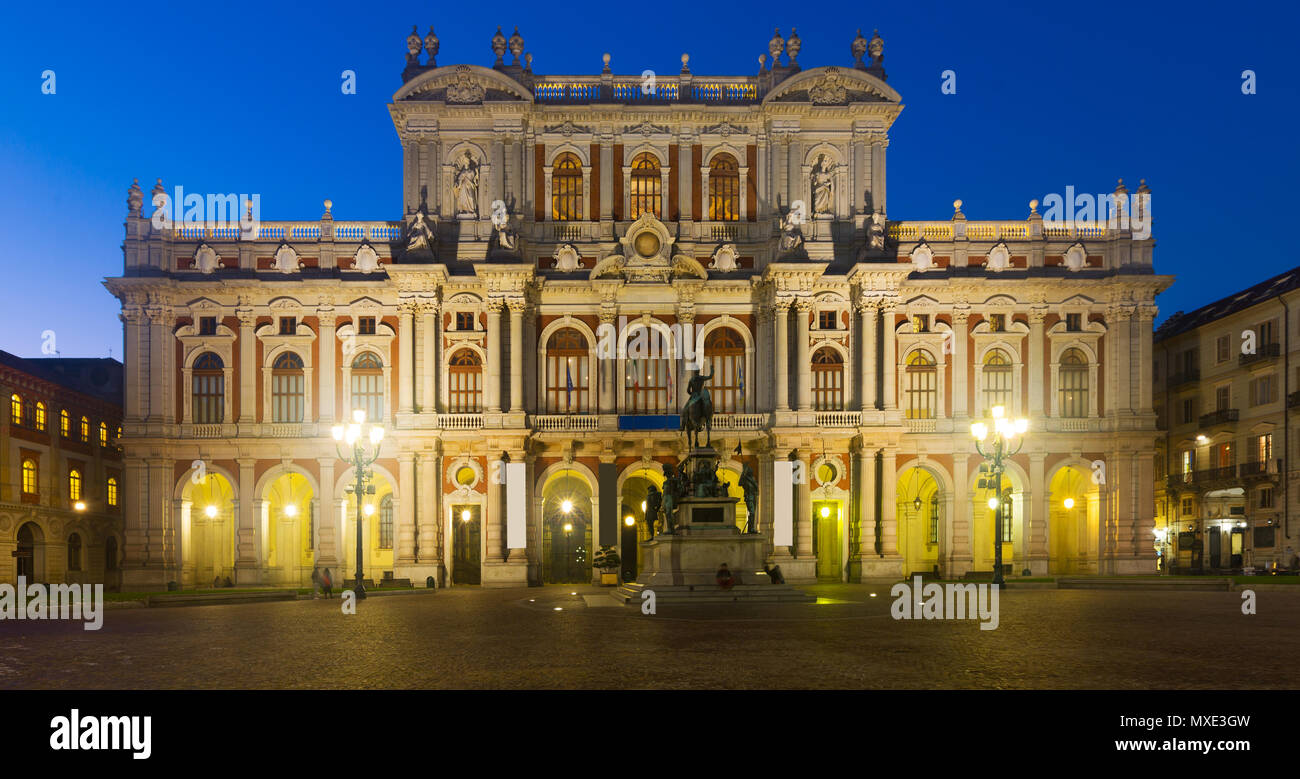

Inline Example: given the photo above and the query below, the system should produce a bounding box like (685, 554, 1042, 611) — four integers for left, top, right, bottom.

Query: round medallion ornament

(0, 515, 11, 533)
(634, 232, 660, 258)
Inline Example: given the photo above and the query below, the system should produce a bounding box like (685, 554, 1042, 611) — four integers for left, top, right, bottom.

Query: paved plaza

(0, 585, 1294, 689)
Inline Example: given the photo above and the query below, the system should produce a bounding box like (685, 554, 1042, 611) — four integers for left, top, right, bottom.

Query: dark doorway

(15, 522, 39, 581)
(544, 512, 589, 584)
(1208, 528, 1222, 570)
(452, 505, 481, 585)
(620, 510, 639, 582)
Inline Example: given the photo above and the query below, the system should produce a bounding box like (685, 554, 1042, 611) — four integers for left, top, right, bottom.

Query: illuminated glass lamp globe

(633, 231, 660, 258)
(1063, 497, 1075, 510)
(461, 509, 471, 522)
(363, 504, 375, 516)
(561, 498, 573, 515)
(284, 504, 298, 517)
(624, 515, 635, 527)
(987, 497, 999, 510)
(205, 505, 219, 518)
(820, 505, 831, 519)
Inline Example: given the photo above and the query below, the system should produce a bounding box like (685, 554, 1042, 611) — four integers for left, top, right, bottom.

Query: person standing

(311, 567, 323, 599)
(322, 567, 334, 599)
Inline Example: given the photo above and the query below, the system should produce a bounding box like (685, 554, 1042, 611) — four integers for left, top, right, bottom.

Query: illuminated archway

(261, 471, 315, 586)
(542, 469, 593, 584)
(618, 464, 666, 580)
(971, 463, 1026, 575)
(338, 467, 396, 585)
(897, 466, 943, 577)
(178, 471, 236, 588)
(1048, 464, 1100, 574)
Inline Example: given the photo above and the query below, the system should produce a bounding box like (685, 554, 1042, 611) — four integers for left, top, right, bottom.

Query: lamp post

(332, 408, 384, 600)
(971, 405, 1028, 588)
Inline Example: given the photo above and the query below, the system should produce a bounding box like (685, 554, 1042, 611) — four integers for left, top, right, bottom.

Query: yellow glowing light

(641, 501, 647, 512)
(352, 408, 366, 424)
(363, 504, 375, 516)
(991, 405, 1005, 419)
(461, 509, 471, 522)
(1196, 434, 1208, 444)
(971, 422, 988, 441)
(331, 425, 344, 441)
(205, 504, 218, 518)
(624, 515, 635, 526)
(1063, 497, 1075, 509)
(369, 426, 384, 444)
(563, 522, 573, 532)
(561, 499, 573, 514)
(1014, 418, 1029, 434)
(74, 501, 86, 512)
(987, 497, 999, 510)
(284, 504, 298, 517)
(820, 505, 831, 519)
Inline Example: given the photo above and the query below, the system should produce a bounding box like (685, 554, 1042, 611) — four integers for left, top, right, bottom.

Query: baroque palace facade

(105, 26, 1168, 589)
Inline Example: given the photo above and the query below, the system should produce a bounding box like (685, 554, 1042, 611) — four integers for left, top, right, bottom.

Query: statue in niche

(489, 201, 518, 253)
(452, 150, 479, 216)
(644, 484, 662, 539)
(811, 154, 836, 215)
(868, 210, 887, 251)
(404, 208, 436, 254)
(779, 209, 805, 254)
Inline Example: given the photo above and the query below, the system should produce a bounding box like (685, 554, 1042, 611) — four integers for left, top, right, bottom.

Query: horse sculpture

(680, 370, 714, 449)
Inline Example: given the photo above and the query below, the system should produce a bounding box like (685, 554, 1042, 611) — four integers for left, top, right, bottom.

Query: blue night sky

(0, 0, 1293, 359)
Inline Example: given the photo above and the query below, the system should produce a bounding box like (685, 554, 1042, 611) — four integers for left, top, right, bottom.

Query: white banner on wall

(772, 460, 793, 547)
(507, 462, 526, 549)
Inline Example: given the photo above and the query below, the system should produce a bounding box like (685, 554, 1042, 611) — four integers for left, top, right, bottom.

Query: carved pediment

(625, 121, 670, 137)
(394, 64, 533, 104)
(272, 243, 303, 273)
(544, 120, 592, 137)
(191, 243, 223, 274)
(703, 121, 748, 137)
(763, 65, 902, 105)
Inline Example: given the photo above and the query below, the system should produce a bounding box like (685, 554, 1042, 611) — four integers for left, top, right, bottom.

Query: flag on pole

(738, 362, 745, 400)
(666, 363, 674, 408)
(565, 358, 574, 412)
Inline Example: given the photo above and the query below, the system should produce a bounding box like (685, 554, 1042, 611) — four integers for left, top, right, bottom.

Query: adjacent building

(0, 351, 124, 588)
(1154, 267, 1300, 572)
(103, 26, 1167, 589)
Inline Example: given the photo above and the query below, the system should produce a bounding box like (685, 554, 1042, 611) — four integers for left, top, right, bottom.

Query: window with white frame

(350, 352, 384, 421)
(272, 351, 306, 423)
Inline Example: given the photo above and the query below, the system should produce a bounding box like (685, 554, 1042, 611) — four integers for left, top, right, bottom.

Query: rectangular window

(1259, 320, 1276, 347)
(818, 311, 837, 331)
(1215, 385, 1230, 411)
(279, 317, 296, 335)
(1065, 313, 1081, 332)
(456, 312, 475, 331)
(1254, 433, 1273, 465)
(1180, 496, 1195, 516)
(272, 372, 304, 423)
(1260, 487, 1276, 509)
(989, 314, 1005, 332)
(1216, 335, 1230, 363)
(1250, 375, 1277, 406)
(1182, 397, 1196, 424)
(912, 315, 929, 333)
(199, 317, 217, 336)
(1214, 443, 1233, 468)
(358, 317, 376, 335)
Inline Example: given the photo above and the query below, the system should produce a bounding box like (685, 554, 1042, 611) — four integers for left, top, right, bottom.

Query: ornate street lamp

(971, 405, 1028, 588)
(332, 408, 384, 600)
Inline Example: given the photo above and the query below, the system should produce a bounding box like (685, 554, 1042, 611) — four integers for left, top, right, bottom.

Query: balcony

(1239, 342, 1280, 367)
(438, 414, 484, 430)
(1287, 390, 1300, 409)
(712, 413, 769, 431)
(1240, 459, 1281, 479)
(817, 411, 863, 428)
(1193, 465, 1238, 485)
(903, 417, 937, 433)
(1198, 408, 1239, 427)
(1167, 368, 1200, 389)
(530, 414, 598, 432)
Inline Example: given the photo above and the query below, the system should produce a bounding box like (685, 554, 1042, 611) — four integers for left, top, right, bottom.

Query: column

(882, 300, 898, 410)
(1028, 309, 1046, 418)
(880, 447, 898, 556)
(318, 308, 336, 423)
(509, 299, 525, 413)
(859, 298, 877, 411)
(418, 450, 441, 574)
(795, 299, 812, 412)
(795, 450, 813, 557)
(856, 442, 878, 570)
(234, 458, 259, 584)
(870, 137, 886, 214)
(1137, 305, 1155, 413)
(599, 310, 617, 413)
(396, 452, 416, 565)
(952, 309, 969, 419)
(774, 299, 790, 411)
(1028, 452, 1047, 572)
(421, 301, 438, 413)
(487, 454, 505, 562)
(121, 306, 146, 421)
(1117, 306, 1134, 415)
(486, 298, 503, 413)
(317, 458, 337, 566)
(599, 134, 614, 223)
(950, 452, 972, 573)
(145, 307, 166, 422)
(237, 309, 257, 426)
(147, 459, 170, 569)
(398, 303, 415, 414)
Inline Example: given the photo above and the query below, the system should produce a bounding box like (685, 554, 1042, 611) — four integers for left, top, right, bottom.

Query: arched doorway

(972, 469, 1024, 576)
(340, 470, 396, 584)
(180, 472, 236, 588)
(262, 471, 315, 587)
(15, 522, 43, 582)
(1048, 465, 1100, 574)
(542, 470, 592, 584)
(898, 466, 942, 577)
(619, 466, 664, 582)
(451, 504, 481, 585)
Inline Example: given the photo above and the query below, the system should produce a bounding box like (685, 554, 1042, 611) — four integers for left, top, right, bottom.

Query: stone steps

(611, 582, 815, 604)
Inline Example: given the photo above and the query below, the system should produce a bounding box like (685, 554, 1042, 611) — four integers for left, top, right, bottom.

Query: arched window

(629, 152, 661, 219)
(708, 153, 740, 221)
(705, 327, 745, 413)
(447, 350, 482, 413)
(60, 409, 70, 437)
(905, 350, 938, 420)
(624, 327, 671, 413)
(68, 469, 82, 501)
(546, 328, 590, 412)
(34, 402, 46, 431)
(378, 495, 394, 550)
(79, 416, 89, 442)
(10, 394, 21, 425)
(99, 422, 108, 447)
(192, 352, 225, 424)
(551, 152, 583, 221)
(107, 476, 118, 507)
(67, 533, 82, 571)
(272, 351, 306, 423)
(350, 352, 384, 422)
(811, 348, 845, 411)
(982, 349, 1012, 412)
(1059, 348, 1089, 418)
(21, 459, 37, 495)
